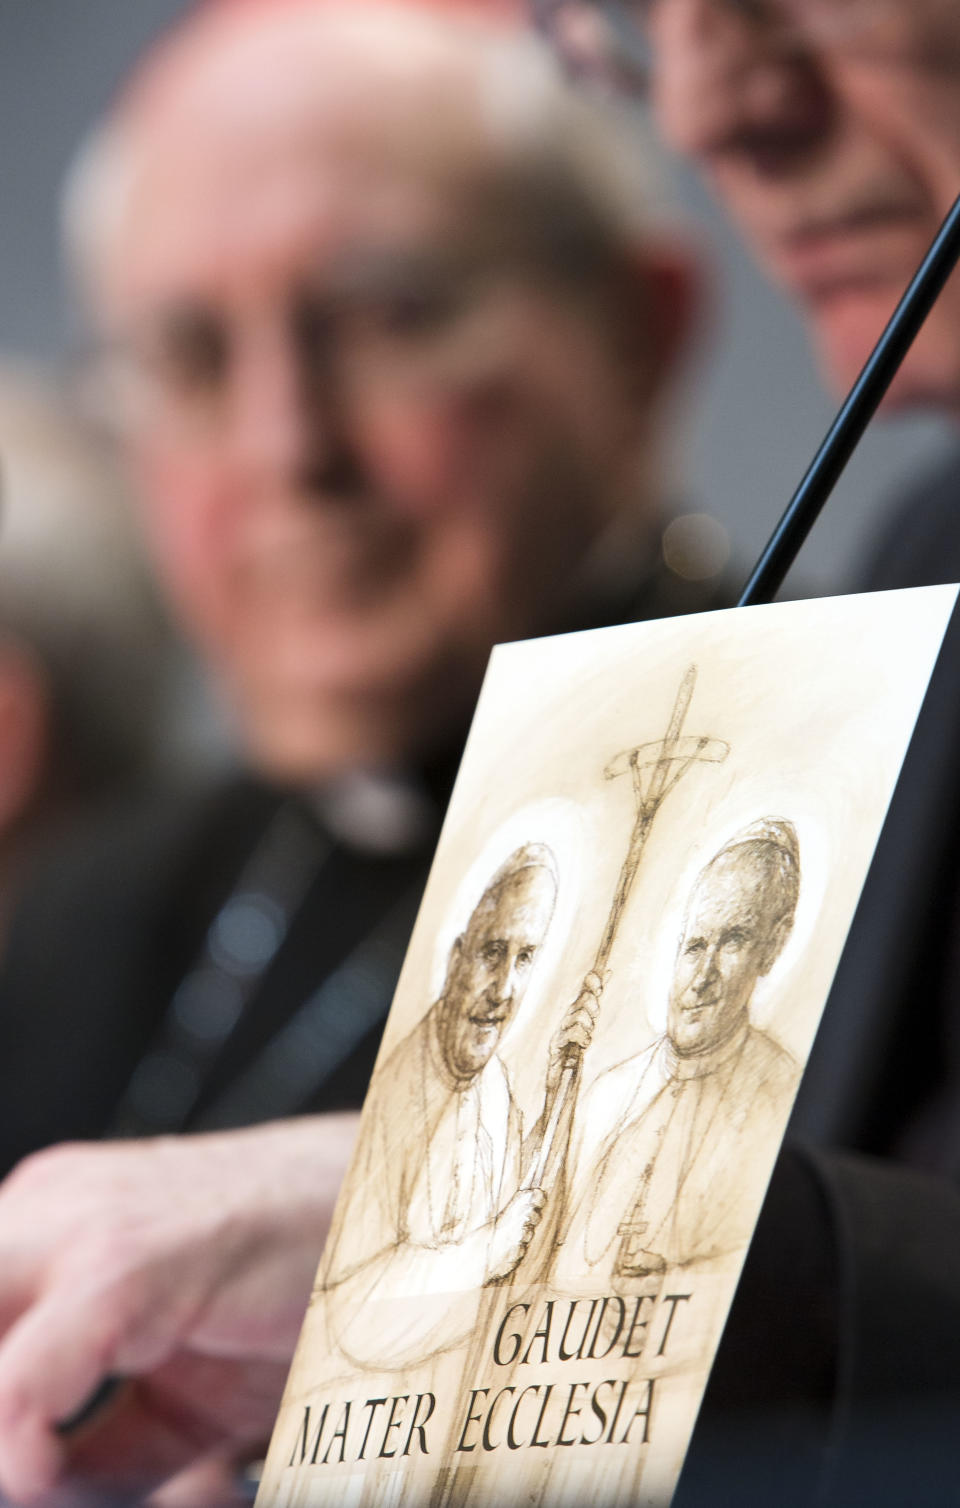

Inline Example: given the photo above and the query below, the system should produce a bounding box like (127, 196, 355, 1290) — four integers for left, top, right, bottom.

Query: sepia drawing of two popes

(321, 664, 799, 1345)
(259, 588, 958, 1508)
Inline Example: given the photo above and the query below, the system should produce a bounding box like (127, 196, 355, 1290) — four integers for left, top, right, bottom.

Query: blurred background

(0, 0, 955, 601)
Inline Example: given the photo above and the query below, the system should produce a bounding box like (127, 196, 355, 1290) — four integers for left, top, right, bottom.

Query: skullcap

(722, 817, 800, 870)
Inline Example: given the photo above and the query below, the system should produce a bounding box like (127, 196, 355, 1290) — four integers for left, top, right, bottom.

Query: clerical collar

(308, 770, 439, 855)
(662, 1015, 751, 1082)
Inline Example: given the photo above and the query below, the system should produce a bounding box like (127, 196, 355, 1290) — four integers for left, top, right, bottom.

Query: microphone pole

(738, 192, 960, 609)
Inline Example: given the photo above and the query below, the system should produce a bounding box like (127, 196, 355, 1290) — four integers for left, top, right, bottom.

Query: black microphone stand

(739, 193, 960, 608)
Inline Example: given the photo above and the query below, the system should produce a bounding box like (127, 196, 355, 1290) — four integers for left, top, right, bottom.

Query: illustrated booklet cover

(258, 586, 957, 1508)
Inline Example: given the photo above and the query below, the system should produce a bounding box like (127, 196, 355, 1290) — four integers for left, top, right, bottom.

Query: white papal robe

(553, 1018, 799, 1289)
(320, 1002, 523, 1371)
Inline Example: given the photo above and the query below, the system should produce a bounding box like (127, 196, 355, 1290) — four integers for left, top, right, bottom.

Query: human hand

(546, 970, 605, 1096)
(487, 1187, 546, 1282)
(0, 1114, 358, 1504)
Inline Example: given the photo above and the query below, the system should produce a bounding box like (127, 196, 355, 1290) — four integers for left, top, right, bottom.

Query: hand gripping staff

(526, 665, 728, 1191)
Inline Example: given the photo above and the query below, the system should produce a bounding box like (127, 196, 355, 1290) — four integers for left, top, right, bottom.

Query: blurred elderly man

(541, 0, 960, 400)
(0, 3, 711, 1501)
(636, 0, 960, 407)
(0, 0, 702, 1167)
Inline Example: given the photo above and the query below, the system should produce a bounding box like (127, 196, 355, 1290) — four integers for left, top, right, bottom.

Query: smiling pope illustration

(555, 819, 802, 1286)
(319, 843, 561, 1371)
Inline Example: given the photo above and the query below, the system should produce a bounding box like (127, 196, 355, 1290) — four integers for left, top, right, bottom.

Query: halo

(429, 796, 589, 1042)
(638, 800, 830, 1038)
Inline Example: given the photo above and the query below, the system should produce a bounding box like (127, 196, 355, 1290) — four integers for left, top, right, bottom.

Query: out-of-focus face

(639, 0, 960, 407)
(438, 864, 555, 1079)
(93, 12, 652, 781)
(666, 846, 785, 1056)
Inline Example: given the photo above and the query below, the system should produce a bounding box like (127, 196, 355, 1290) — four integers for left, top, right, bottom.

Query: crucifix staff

(527, 663, 728, 1189)
(432, 668, 728, 1508)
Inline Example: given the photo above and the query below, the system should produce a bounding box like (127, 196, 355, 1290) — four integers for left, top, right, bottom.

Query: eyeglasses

(532, 0, 653, 91)
(782, 0, 960, 68)
(532, 0, 829, 95)
(532, 0, 943, 94)
(81, 254, 556, 444)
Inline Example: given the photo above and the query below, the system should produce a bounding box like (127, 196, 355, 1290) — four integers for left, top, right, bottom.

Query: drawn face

(667, 847, 785, 1056)
(438, 865, 556, 1080)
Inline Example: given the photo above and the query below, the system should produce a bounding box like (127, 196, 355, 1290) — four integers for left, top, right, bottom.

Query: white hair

(62, 1, 667, 318)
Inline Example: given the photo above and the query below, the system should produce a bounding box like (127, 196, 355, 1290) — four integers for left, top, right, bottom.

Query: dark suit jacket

(679, 447, 960, 1505)
(793, 447, 960, 1158)
(0, 775, 435, 1173)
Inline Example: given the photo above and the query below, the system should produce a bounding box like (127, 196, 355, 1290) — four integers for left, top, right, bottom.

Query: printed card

(258, 587, 957, 1508)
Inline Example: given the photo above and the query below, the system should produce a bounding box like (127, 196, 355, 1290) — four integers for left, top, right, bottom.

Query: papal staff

(431, 669, 729, 1508)
(525, 664, 728, 1196)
